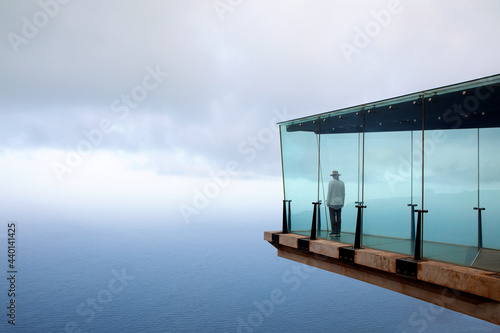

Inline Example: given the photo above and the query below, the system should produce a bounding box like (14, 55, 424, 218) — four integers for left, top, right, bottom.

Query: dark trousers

(329, 208, 342, 234)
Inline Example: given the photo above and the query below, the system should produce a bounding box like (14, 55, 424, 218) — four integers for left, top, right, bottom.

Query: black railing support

(354, 204, 366, 249)
(287, 200, 292, 232)
(474, 207, 485, 249)
(414, 209, 428, 260)
(310, 202, 321, 240)
(408, 204, 417, 251)
(355, 201, 364, 230)
(282, 200, 289, 234)
(318, 200, 322, 232)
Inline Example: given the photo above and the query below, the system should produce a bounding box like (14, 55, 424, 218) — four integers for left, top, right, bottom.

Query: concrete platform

(292, 230, 500, 271)
(265, 231, 500, 326)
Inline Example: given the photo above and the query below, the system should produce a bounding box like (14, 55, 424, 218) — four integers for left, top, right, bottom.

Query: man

(326, 170, 345, 236)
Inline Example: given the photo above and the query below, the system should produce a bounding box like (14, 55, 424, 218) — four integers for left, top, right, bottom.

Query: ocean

(1, 219, 499, 332)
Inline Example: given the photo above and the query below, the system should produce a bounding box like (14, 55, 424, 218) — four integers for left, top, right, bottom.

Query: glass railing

(279, 73, 500, 271)
(280, 121, 319, 233)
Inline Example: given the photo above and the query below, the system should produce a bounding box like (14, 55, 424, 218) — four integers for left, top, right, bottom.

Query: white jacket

(326, 179, 345, 208)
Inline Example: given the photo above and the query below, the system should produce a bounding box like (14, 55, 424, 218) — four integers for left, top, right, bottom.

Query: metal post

(354, 204, 366, 249)
(310, 202, 320, 240)
(355, 201, 364, 230)
(282, 200, 289, 234)
(408, 204, 417, 251)
(474, 207, 485, 249)
(414, 209, 428, 260)
(287, 200, 292, 233)
(318, 200, 322, 233)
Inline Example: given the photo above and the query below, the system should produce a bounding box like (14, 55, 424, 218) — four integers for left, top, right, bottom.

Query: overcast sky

(1, 0, 500, 226)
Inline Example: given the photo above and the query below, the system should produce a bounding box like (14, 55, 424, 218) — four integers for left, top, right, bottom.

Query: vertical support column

(475, 130, 484, 250)
(282, 200, 289, 234)
(474, 207, 485, 249)
(354, 203, 366, 249)
(310, 202, 320, 240)
(318, 200, 322, 232)
(408, 203, 417, 251)
(414, 209, 428, 260)
(418, 95, 426, 260)
(287, 200, 292, 233)
(357, 109, 366, 250)
(355, 201, 364, 229)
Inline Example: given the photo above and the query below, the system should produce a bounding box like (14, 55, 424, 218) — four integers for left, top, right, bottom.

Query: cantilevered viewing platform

(266, 73, 500, 325)
(265, 231, 500, 325)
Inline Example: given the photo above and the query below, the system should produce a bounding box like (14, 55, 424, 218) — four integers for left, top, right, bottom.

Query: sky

(1, 0, 500, 227)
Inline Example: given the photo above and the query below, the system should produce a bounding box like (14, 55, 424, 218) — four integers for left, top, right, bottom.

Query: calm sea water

(1, 220, 499, 332)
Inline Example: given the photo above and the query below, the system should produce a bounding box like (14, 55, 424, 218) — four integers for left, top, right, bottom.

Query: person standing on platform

(327, 170, 345, 236)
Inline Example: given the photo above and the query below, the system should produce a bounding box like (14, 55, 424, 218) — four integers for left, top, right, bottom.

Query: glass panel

(423, 92, 479, 265)
(319, 132, 360, 243)
(363, 131, 414, 255)
(360, 97, 424, 255)
(411, 130, 423, 255)
(316, 111, 364, 242)
(479, 128, 500, 250)
(280, 121, 319, 234)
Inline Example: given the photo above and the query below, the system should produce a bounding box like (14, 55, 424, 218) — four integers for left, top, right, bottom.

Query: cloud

(1, 0, 500, 182)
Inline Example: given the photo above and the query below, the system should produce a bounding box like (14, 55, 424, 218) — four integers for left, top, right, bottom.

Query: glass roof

(279, 73, 500, 134)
